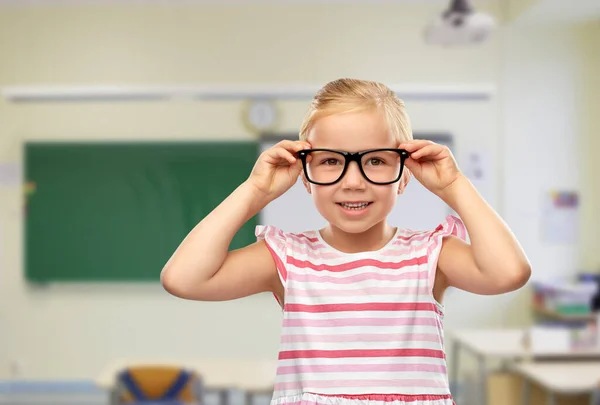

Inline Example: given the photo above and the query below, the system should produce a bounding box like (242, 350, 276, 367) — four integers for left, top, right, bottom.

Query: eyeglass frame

(297, 148, 410, 186)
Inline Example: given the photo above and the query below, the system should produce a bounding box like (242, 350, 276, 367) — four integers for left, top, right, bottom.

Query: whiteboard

(258, 135, 453, 234)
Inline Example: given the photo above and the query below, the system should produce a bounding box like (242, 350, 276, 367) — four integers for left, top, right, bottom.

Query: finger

(264, 147, 297, 165)
(409, 144, 446, 160)
(404, 158, 421, 176)
(276, 140, 312, 153)
(399, 139, 434, 152)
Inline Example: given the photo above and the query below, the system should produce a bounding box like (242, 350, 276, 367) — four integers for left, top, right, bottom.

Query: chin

(325, 212, 386, 235)
(328, 221, 370, 234)
(314, 198, 393, 234)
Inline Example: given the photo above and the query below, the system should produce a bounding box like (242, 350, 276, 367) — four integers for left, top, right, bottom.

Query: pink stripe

(282, 317, 438, 328)
(288, 238, 432, 257)
(283, 393, 452, 405)
(293, 270, 427, 284)
(288, 255, 427, 272)
(277, 362, 447, 375)
(278, 348, 445, 360)
(275, 378, 447, 391)
(294, 233, 319, 243)
(287, 233, 322, 246)
(323, 393, 452, 402)
(263, 226, 286, 250)
(287, 286, 430, 297)
(286, 302, 437, 313)
(302, 250, 344, 260)
(285, 231, 442, 257)
(280, 332, 441, 344)
(264, 240, 287, 283)
(393, 232, 430, 244)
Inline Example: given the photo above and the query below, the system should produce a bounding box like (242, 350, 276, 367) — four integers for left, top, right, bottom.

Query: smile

(337, 202, 372, 210)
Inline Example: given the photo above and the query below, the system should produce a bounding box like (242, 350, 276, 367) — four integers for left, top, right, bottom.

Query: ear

(397, 169, 411, 194)
(301, 172, 312, 194)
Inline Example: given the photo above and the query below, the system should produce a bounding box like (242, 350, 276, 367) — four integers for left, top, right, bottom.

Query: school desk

(514, 361, 600, 405)
(450, 329, 600, 405)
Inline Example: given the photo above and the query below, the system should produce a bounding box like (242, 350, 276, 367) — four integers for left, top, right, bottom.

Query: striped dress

(255, 215, 467, 405)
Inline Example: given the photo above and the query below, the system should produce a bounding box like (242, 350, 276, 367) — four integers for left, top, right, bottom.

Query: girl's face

(303, 110, 407, 235)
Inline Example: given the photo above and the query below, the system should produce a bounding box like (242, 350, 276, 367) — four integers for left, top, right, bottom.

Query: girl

(161, 78, 531, 405)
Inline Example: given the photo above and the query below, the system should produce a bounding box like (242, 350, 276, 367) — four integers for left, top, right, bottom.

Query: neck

(320, 220, 397, 254)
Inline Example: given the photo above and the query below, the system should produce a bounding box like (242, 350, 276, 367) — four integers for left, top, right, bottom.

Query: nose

(341, 161, 366, 190)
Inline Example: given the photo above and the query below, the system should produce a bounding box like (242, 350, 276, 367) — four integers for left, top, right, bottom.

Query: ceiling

(0, 0, 597, 24)
(0, 0, 495, 4)
(516, 0, 600, 23)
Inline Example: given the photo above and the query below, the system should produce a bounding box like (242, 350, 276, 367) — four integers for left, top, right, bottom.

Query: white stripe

(275, 371, 449, 384)
(277, 339, 444, 352)
(286, 264, 427, 279)
(286, 248, 429, 267)
(288, 278, 428, 290)
(280, 324, 443, 336)
(277, 384, 451, 396)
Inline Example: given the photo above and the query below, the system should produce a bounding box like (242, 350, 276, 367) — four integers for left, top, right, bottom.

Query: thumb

(404, 158, 422, 179)
(289, 159, 303, 177)
(404, 157, 419, 171)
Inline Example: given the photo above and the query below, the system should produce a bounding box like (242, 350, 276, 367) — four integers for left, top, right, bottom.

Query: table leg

(521, 379, 530, 405)
(547, 391, 556, 405)
(478, 353, 487, 405)
(591, 389, 600, 405)
(450, 340, 461, 395)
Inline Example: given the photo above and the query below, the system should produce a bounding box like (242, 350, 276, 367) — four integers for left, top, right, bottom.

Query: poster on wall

(541, 190, 579, 244)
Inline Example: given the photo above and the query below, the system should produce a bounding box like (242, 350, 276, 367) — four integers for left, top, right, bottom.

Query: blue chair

(113, 365, 204, 405)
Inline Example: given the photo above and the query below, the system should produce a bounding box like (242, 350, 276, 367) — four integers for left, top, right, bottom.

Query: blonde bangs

(299, 78, 413, 143)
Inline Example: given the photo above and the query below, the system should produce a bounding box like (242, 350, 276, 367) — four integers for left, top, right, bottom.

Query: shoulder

(429, 214, 468, 242)
(255, 225, 322, 255)
(392, 215, 468, 247)
(255, 225, 324, 291)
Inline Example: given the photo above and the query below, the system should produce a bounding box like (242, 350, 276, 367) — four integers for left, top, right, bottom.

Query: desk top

(513, 361, 600, 394)
(450, 328, 600, 358)
(95, 359, 278, 391)
(450, 329, 527, 357)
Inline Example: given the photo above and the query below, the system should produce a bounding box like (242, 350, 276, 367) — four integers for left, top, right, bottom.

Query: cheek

(310, 185, 335, 204)
(309, 186, 337, 217)
(374, 186, 400, 208)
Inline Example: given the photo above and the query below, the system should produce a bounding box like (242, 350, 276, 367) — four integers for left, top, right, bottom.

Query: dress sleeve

(427, 215, 468, 289)
(255, 225, 288, 289)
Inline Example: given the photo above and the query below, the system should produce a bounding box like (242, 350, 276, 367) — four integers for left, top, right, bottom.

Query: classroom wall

(0, 2, 597, 380)
(579, 21, 600, 272)
(497, 20, 600, 325)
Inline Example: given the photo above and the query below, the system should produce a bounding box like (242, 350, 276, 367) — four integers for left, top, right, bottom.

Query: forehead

(306, 110, 397, 151)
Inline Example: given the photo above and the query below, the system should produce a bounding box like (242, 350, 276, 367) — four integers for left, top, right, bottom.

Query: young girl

(161, 78, 531, 405)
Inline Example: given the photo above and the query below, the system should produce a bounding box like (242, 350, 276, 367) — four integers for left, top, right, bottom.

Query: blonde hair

(299, 78, 413, 143)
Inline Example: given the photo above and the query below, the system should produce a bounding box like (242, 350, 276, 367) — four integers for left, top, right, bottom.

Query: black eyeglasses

(297, 148, 409, 185)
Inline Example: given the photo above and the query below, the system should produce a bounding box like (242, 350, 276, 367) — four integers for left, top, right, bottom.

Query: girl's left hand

(399, 140, 463, 197)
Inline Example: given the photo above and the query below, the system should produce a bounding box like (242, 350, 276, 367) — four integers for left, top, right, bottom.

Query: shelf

(533, 302, 596, 323)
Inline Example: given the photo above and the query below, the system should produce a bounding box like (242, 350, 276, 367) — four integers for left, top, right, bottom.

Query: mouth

(336, 201, 373, 211)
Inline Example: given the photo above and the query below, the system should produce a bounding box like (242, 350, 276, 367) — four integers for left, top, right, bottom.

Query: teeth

(341, 202, 369, 209)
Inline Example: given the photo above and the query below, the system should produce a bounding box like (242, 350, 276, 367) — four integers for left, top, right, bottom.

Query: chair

(113, 365, 204, 405)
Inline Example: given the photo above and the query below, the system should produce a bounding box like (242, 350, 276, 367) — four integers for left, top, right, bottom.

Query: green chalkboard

(24, 141, 259, 282)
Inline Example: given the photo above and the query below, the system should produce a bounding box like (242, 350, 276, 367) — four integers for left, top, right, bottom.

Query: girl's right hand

(247, 140, 311, 202)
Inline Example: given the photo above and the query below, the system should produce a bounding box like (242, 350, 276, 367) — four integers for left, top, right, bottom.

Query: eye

(366, 158, 385, 166)
(321, 158, 341, 165)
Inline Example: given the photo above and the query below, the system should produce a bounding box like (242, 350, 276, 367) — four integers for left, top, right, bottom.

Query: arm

(160, 139, 309, 303)
(400, 139, 531, 296)
(160, 182, 280, 301)
(437, 175, 531, 295)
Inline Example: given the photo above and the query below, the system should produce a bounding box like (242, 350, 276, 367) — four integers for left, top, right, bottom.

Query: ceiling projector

(424, 0, 496, 46)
